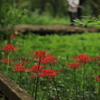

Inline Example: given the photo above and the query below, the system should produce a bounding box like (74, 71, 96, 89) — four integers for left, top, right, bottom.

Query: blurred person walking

(67, 0, 80, 25)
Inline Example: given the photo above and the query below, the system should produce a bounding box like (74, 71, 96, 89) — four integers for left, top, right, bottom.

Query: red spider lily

(1, 58, 12, 64)
(74, 54, 93, 63)
(30, 64, 44, 73)
(95, 75, 100, 82)
(12, 65, 26, 73)
(37, 54, 58, 64)
(31, 50, 46, 59)
(0, 44, 19, 53)
(30, 64, 44, 78)
(10, 34, 16, 38)
(39, 69, 60, 79)
(68, 62, 81, 69)
(18, 57, 30, 63)
(14, 63, 23, 68)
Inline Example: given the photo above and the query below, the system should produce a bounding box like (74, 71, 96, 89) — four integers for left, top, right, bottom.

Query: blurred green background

(0, 0, 100, 26)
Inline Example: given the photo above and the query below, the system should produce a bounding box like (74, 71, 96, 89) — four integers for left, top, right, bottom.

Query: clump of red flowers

(30, 67, 43, 78)
(32, 50, 58, 65)
(39, 69, 60, 79)
(68, 62, 81, 69)
(30, 64, 59, 78)
(74, 54, 93, 63)
(30, 64, 44, 73)
(0, 44, 20, 53)
(14, 63, 23, 68)
(10, 34, 16, 38)
(38, 54, 58, 64)
(95, 75, 100, 82)
(1, 58, 12, 64)
(12, 63, 26, 73)
(32, 50, 46, 59)
(29, 50, 60, 78)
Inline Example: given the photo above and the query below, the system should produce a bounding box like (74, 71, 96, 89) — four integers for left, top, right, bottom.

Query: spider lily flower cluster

(0, 44, 19, 54)
(13, 64, 26, 73)
(29, 50, 60, 79)
(10, 34, 16, 38)
(1, 58, 12, 64)
(67, 54, 93, 69)
(73, 54, 93, 63)
(67, 54, 100, 82)
(3, 49, 60, 79)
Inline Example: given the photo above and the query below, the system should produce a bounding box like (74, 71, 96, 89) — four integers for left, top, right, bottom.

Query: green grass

(18, 12, 100, 27)
(1, 32, 100, 100)
(12, 32, 100, 57)
(20, 14, 69, 25)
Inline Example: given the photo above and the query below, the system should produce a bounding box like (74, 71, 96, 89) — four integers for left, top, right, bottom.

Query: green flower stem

(97, 63, 100, 99)
(41, 78, 50, 100)
(50, 64, 52, 69)
(34, 58, 41, 100)
(73, 69, 78, 99)
(6, 54, 10, 75)
(6, 65, 9, 76)
(52, 78, 61, 100)
(1, 52, 4, 59)
(88, 82, 92, 100)
(14, 72, 19, 83)
(82, 64, 86, 100)
(31, 77, 36, 97)
(34, 77, 39, 100)
(98, 82, 100, 99)
(20, 73, 22, 87)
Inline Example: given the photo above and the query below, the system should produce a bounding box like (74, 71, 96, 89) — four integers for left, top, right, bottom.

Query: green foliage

(75, 16, 100, 27)
(0, 0, 12, 26)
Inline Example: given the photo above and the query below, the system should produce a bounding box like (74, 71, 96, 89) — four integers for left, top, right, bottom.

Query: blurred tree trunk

(40, 0, 47, 13)
(48, 0, 66, 17)
(77, 0, 86, 19)
(89, 0, 100, 16)
(49, 0, 58, 16)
